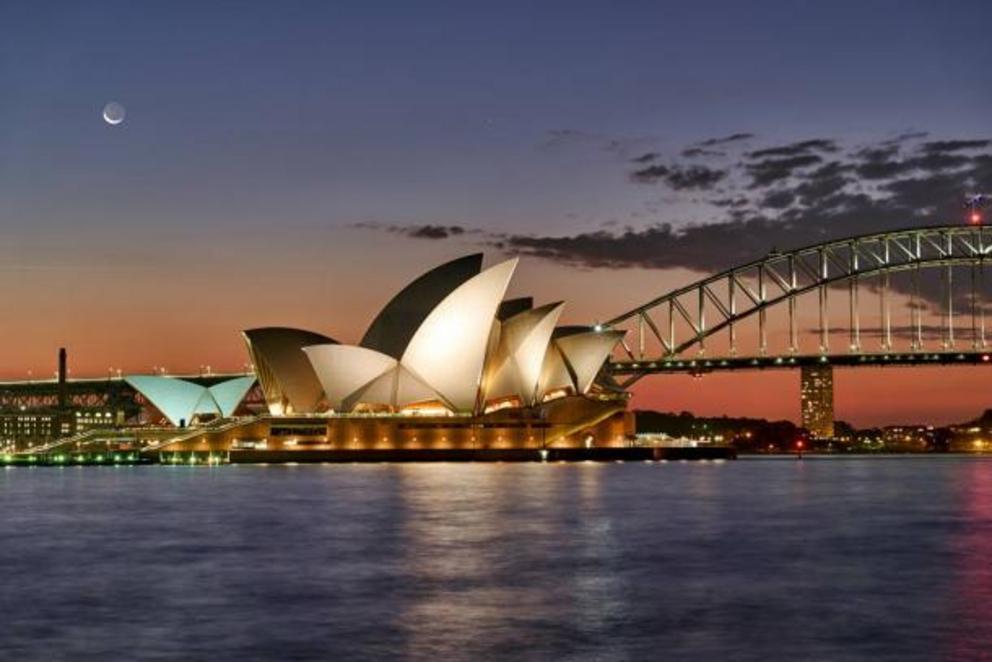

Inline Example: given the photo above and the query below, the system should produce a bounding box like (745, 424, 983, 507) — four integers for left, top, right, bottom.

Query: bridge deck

(608, 349, 992, 375)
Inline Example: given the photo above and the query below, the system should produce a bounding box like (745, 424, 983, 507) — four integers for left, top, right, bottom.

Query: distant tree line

(634, 410, 806, 452)
(634, 409, 980, 454)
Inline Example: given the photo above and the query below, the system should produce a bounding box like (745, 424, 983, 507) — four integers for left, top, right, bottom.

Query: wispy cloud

(351, 222, 470, 240)
(354, 133, 992, 312)
(630, 164, 727, 190)
(697, 132, 754, 147)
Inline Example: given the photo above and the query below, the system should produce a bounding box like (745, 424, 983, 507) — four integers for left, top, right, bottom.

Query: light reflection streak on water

(0, 459, 989, 660)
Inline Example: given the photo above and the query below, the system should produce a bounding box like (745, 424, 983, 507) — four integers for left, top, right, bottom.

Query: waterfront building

(129, 254, 632, 457)
(1, 255, 631, 458)
(800, 364, 834, 439)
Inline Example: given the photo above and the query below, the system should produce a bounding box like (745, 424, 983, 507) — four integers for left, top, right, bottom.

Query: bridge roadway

(608, 349, 992, 376)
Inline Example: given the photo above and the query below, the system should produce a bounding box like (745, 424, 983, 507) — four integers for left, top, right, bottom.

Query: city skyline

(2, 1, 991, 427)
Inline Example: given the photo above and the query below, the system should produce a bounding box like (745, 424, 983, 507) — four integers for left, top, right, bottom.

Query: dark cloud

(851, 138, 982, 182)
(970, 154, 992, 184)
(407, 225, 466, 239)
(697, 132, 754, 147)
(747, 154, 823, 187)
(490, 219, 781, 273)
(882, 130, 929, 145)
(352, 222, 468, 240)
(631, 152, 659, 163)
(356, 134, 992, 315)
(480, 134, 992, 314)
(879, 172, 967, 211)
(630, 164, 727, 190)
(665, 166, 727, 190)
(711, 197, 749, 208)
(794, 161, 853, 205)
(909, 151, 973, 173)
(760, 190, 795, 209)
(921, 139, 991, 153)
(629, 164, 670, 182)
(681, 147, 725, 158)
(748, 139, 837, 159)
(854, 145, 905, 180)
(486, 185, 926, 274)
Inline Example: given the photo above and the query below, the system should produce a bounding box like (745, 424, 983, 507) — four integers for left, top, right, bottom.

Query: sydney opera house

(118, 254, 633, 460)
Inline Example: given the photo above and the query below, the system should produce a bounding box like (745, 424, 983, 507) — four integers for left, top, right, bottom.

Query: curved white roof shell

(555, 328, 625, 394)
(401, 258, 517, 412)
(484, 301, 563, 405)
(243, 327, 335, 414)
(208, 376, 257, 417)
(496, 297, 534, 321)
(537, 345, 575, 400)
(303, 344, 399, 411)
(126, 375, 255, 426)
(361, 254, 483, 359)
(348, 363, 439, 410)
(244, 254, 624, 416)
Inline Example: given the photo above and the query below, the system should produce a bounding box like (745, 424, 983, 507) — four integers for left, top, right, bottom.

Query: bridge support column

(800, 364, 834, 439)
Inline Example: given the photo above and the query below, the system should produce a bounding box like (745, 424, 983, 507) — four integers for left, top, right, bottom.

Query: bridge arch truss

(604, 225, 992, 374)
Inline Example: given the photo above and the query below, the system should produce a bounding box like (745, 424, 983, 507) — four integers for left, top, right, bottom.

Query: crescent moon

(103, 102, 126, 125)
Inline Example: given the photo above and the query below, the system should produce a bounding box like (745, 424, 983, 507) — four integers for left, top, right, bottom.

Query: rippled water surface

(3, 457, 992, 660)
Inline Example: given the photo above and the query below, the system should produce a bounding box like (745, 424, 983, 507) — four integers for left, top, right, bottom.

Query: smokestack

(58, 347, 67, 411)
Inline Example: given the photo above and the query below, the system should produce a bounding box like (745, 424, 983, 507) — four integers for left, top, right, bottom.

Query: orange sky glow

(1, 234, 986, 428)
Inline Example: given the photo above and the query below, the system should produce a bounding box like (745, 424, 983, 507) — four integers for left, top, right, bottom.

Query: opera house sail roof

(360, 253, 483, 359)
(242, 327, 336, 414)
(483, 301, 564, 406)
(125, 375, 255, 427)
(239, 254, 625, 417)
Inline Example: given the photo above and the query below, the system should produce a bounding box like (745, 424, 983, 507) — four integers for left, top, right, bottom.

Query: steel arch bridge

(603, 224, 992, 385)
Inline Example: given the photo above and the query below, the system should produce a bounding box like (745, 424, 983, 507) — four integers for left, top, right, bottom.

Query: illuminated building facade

(154, 254, 632, 455)
(0, 409, 123, 451)
(0, 413, 60, 449)
(6, 255, 632, 459)
(0, 348, 132, 450)
(800, 364, 834, 439)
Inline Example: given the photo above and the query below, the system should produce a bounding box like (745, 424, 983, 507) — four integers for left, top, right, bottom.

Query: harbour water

(2, 457, 991, 660)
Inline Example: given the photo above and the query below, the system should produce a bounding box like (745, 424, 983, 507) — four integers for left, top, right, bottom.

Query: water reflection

(944, 459, 992, 659)
(395, 463, 629, 659)
(0, 459, 990, 660)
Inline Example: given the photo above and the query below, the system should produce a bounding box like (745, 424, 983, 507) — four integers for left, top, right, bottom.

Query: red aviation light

(970, 212, 983, 225)
(796, 440, 804, 450)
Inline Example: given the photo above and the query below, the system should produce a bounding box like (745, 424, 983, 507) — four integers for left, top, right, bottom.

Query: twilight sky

(1, 0, 990, 426)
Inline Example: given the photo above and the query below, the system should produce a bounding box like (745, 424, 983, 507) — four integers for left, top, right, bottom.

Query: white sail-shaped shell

(555, 329, 625, 394)
(243, 327, 335, 414)
(126, 376, 221, 426)
(536, 345, 575, 400)
(484, 302, 563, 405)
(401, 259, 518, 412)
(361, 254, 483, 359)
(208, 376, 256, 417)
(303, 344, 398, 411)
